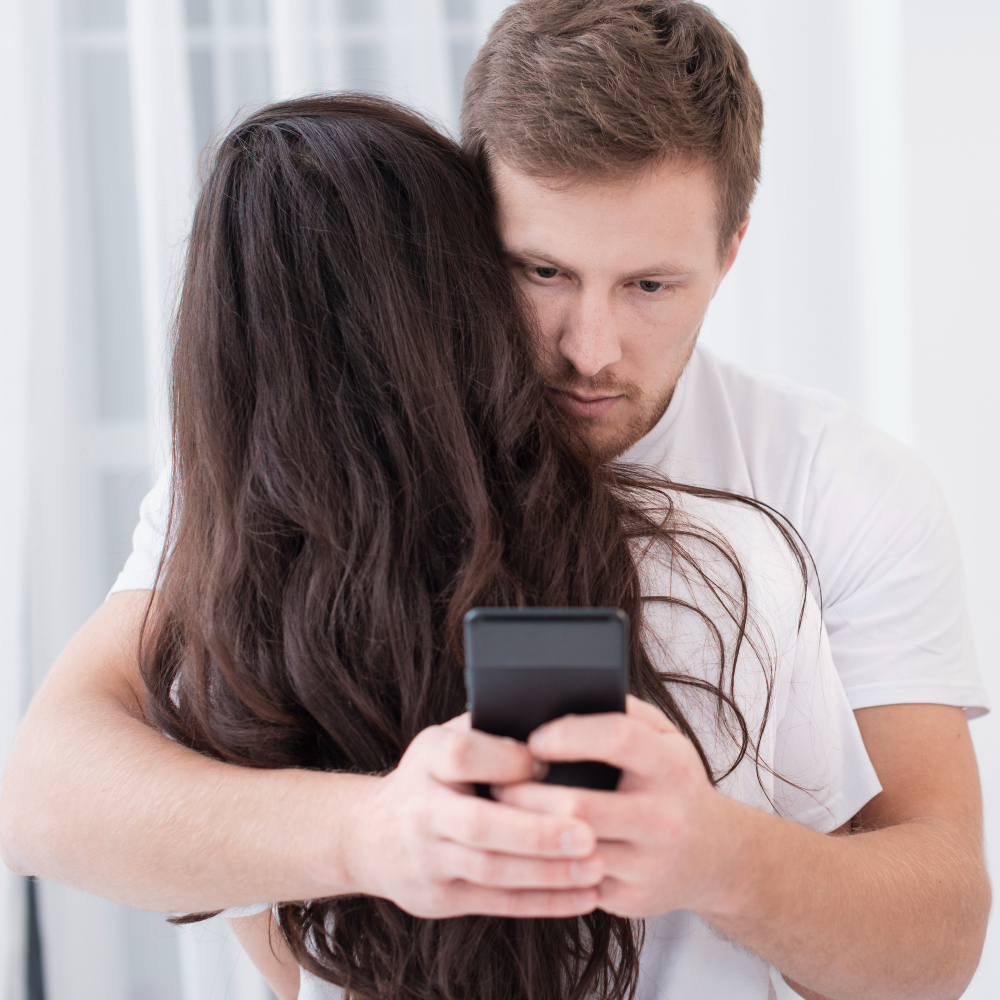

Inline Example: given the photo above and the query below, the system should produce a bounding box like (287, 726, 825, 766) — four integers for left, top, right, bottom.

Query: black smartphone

(463, 607, 628, 790)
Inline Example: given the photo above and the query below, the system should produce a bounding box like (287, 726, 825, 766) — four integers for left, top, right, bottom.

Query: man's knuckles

(395, 783, 436, 836)
(606, 716, 647, 762)
(441, 730, 478, 776)
(533, 714, 652, 767)
(410, 879, 454, 917)
(625, 695, 677, 733)
(426, 729, 532, 783)
(450, 800, 493, 845)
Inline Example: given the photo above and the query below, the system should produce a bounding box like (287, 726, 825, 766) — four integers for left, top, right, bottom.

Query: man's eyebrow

(505, 246, 695, 279)
(504, 246, 571, 269)
(618, 262, 695, 280)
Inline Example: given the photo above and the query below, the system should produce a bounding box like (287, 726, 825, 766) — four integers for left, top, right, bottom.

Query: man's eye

(533, 266, 559, 279)
(637, 280, 664, 293)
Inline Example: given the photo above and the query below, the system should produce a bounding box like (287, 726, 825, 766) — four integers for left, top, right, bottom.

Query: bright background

(0, 1, 997, 997)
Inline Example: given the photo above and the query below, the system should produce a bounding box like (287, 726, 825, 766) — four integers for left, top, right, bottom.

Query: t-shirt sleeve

(106, 467, 171, 597)
(772, 593, 883, 833)
(805, 410, 987, 718)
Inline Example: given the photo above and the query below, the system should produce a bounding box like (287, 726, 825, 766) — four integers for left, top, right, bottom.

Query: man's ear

(713, 215, 750, 295)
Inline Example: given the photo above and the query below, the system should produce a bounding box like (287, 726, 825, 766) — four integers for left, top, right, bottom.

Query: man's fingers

(625, 694, 678, 733)
(493, 781, 644, 840)
(428, 791, 596, 857)
(441, 882, 598, 919)
(423, 725, 537, 786)
(593, 840, 652, 881)
(435, 842, 603, 889)
(527, 712, 680, 779)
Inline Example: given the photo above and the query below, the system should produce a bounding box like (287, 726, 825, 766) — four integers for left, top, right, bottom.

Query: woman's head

(149, 94, 651, 999)
(173, 93, 544, 690)
(144, 94, 787, 1000)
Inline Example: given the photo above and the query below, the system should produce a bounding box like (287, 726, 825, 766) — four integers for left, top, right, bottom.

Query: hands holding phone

(340, 609, 738, 922)
(346, 697, 736, 922)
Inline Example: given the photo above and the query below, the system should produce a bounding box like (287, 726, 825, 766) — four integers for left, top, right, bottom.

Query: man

(0, 2, 989, 998)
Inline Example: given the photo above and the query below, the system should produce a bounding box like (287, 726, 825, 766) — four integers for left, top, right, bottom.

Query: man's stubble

(539, 334, 697, 463)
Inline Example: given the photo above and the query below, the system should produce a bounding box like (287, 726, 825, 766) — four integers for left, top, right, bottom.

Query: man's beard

(541, 362, 675, 464)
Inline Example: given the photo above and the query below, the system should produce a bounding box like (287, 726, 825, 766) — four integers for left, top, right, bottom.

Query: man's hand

(497, 697, 989, 1000)
(495, 695, 732, 917)
(347, 716, 602, 918)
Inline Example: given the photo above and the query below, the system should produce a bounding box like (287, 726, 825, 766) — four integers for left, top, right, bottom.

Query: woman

(140, 95, 879, 999)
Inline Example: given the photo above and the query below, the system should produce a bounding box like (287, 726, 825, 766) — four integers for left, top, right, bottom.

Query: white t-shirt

(223, 491, 882, 1000)
(110, 345, 987, 717)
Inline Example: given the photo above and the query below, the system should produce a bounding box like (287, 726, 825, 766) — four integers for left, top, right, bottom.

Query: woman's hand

(343, 715, 605, 919)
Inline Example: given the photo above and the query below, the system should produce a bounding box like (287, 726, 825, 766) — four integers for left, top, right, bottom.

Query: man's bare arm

(0, 591, 601, 914)
(714, 704, 990, 1000)
(499, 699, 990, 1000)
(0, 592, 369, 910)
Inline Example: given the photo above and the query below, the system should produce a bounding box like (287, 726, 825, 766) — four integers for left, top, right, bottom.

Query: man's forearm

(1, 594, 611, 922)
(1, 685, 367, 912)
(702, 802, 989, 1000)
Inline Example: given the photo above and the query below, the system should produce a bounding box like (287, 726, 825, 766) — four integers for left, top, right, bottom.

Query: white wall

(703, 2, 1000, 991)
(904, 2, 1000, 995)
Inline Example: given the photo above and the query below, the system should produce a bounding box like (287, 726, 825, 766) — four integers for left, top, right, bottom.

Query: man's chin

(563, 416, 651, 464)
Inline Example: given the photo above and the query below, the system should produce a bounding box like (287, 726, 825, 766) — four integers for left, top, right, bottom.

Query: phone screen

(463, 608, 628, 790)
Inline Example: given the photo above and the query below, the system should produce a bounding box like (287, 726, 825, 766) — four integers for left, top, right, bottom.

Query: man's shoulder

(681, 346, 933, 505)
(689, 345, 857, 443)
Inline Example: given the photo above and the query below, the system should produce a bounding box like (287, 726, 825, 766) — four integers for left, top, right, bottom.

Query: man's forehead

(490, 155, 716, 204)
(492, 158, 720, 269)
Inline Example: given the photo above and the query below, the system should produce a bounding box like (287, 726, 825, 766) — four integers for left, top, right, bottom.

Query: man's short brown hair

(461, 0, 764, 249)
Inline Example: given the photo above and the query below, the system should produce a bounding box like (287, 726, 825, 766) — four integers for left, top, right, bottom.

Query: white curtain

(2, 1, 997, 998)
(701, 0, 912, 443)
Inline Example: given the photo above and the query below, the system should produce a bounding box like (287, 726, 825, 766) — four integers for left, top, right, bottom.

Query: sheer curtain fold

(269, 0, 318, 97)
(126, 0, 196, 466)
(0, 0, 38, 991)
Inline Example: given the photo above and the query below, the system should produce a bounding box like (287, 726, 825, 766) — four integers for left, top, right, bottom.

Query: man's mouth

(547, 387, 626, 419)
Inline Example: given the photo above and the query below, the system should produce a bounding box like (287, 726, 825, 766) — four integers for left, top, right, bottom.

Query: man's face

(493, 159, 746, 461)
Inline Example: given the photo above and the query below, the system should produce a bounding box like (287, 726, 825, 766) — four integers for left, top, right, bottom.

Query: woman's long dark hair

(140, 94, 806, 1000)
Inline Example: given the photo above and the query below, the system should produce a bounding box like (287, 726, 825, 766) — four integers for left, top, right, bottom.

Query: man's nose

(556, 290, 623, 379)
